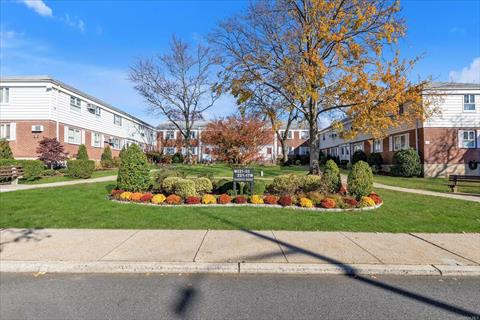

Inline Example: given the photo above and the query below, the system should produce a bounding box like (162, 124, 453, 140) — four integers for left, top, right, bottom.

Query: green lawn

(21, 169, 118, 185)
(1, 181, 479, 232)
(157, 163, 309, 179)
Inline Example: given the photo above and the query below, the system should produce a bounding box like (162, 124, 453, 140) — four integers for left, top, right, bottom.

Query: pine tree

(0, 140, 14, 159)
(76, 144, 89, 160)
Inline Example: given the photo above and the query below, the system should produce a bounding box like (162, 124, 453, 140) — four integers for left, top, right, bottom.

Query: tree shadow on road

(0, 228, 51, 253)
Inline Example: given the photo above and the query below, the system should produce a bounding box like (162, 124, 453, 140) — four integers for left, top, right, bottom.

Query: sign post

(233, 168, 254, 195)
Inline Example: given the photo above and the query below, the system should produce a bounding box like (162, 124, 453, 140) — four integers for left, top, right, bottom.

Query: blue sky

(1, 0, 479, 127)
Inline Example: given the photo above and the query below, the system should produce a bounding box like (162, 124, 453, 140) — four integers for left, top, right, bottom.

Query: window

(190, 131, 197, 139)
(0, 123, 13, 140)
(353, 143, 363, 152)
(68, 128, 82, 144)
(459, 130, 476, 148)
(373, 139, 383, 153)
(299, 146, 309, 155)
(111, 137, 121, 149)
(165, 147, 175, 155)
(87, 104, 101, 116)
(0, 88, 9, 103)
(287, 146, 294, 154)
(322, 134, 325, 141)
(464, 95, 476, 111)
(165, 131, 175, 140)
(266, 147, 272, 155)
(70, 96, 81, 112)
(393, 134, 408, 151)
(113, 114, 122, 126)
(93, 132, 102, 147)
(300, 131, 309, 139)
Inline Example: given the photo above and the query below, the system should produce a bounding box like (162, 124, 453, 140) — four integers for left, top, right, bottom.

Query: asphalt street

(1, 273, 479, 320)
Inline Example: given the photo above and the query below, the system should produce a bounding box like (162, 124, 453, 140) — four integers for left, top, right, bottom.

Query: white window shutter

(405, 133, 410, 148)
(388, 136, 393, 151)
(64, 126, 69, 143)
(91, 132, 95, 147)
(458, 130, 463, 148)
(81, 130, 86, 144)
(9, 122, 16, 141)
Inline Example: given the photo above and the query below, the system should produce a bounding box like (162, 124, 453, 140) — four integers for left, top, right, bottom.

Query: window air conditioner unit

(32, 125, 44, 132)
(87, 104, 96, 111)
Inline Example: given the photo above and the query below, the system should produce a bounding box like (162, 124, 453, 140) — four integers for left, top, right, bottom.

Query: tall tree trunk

(279, 137, 288, 164)
(309, 119, 320, 174)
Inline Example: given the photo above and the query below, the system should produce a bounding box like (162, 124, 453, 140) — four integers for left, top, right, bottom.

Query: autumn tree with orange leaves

(211, 0, 434, 173)
(201, 117, 272, 167)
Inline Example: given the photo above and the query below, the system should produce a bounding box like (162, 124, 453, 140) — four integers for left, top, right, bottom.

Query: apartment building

(157, 121, 310, 163)
(0, 76, 157, 160)
(319, 82, 480, 177)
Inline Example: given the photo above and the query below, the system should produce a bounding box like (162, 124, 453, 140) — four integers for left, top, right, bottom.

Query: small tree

(36, 137, 68, 169)
(116, 144, 150, 191)
(101, 145, 114, 168)
(201, 116, 271, 167)
(0, 140, 14, 159)
(321, 160, 341, 193)
(348, 161, 373, 200)
(76, 144, 89, 160)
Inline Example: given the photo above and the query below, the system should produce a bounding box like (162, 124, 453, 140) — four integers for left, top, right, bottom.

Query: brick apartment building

(157, 121, 310, 163)
(0, 76, 157, 160)
(319, 82, 480, 177)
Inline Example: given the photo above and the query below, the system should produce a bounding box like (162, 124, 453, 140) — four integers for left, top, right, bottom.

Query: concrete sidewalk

(1, 228, 479, 276)
(0, 175, 117, 193)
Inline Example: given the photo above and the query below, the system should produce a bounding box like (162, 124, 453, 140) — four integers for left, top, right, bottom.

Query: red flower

(264, 195, 279, 205)
(139, 193, 153, 202)
(321, 198, 336, 209)
(343, 197, 358, 207)
(185, 196, 201, 204)
(235, 195, 248, 204)
(110, 189, 124, 199)
(369, 193, 382, 205)
(218, 194, 232, 204)
(278, 195, 292, 206)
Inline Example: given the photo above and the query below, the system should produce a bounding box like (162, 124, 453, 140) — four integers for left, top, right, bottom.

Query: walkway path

(1, 228, 479, 276)
(0, 175, 117, 193)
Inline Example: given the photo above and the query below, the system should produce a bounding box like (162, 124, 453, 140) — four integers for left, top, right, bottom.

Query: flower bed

(109, 189, 383, 212)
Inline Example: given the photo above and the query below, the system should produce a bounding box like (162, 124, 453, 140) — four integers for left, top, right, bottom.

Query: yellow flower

(119, 192, 132, 200)
(359, 196, 376, 207)
(250, 195, 264, 204)
(151, 194, 166, 204)
(299, 197, 314, 208)
(201, 194, 217, 204)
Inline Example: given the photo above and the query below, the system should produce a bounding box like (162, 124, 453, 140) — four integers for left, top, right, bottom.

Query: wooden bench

(448, 175, 480, 193)
(0, 166, 24, 185)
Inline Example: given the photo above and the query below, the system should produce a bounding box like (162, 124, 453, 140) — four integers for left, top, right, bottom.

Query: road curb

(2, 261, 479, 276)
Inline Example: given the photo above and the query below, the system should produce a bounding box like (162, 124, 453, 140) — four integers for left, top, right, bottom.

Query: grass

(1, 181, 479, 232)
(157, 163, 309, 179)
(21, 169, 118, 185)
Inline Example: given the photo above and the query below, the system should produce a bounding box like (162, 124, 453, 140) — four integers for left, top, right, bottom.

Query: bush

(299, 175, 322, 192)
(185, 196, 201, 204)
(299, 197, 313, 208)
(172, 178, 196, 198)
(166, 194, 182, 204)
(161, 176, 181, 193)
(352, 150, 367, 164)
(42, 169, 60, 177)
(194, 177, 213, 194)
(250, 195, 264, 204)
(66, 160, 95, 179)
(116, 144, 150, 192)
(305, 191, 324, 206)
(391, 148, 422, 177)
(201, 194, 216, 204)
(172, 152, 184, 163)
(76, 144, 89, 160)
(145, 151, 163, 163)
(151, 194, 166, 204)
(113, 156, 121, 168)
(130, 192, 143, 202)
(320, 198, 336, 209)
(263, 195, 279, 205)
(140, 193, 153, 202)
(214, 179, 233, 194)
(367, 152, 383, 173)
(321, 160, 341, 193)
(152, 169, 186, 192)
(278, 195, 293, 206)
(243, 181, 266, 195)
(0, 159, 45, 182)
(0, 140, 13, 159)
(218, 194, 232, 204)
(359, 196, 376, 207)
(268, 174, 300, 195)
(347, 161, 373, 200)
(343, 197, 358, 207)
(100, 145, 114, 168)
(235, 195, 248, 204)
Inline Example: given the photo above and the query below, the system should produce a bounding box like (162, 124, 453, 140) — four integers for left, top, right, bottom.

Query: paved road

(1, 273, 479, 319)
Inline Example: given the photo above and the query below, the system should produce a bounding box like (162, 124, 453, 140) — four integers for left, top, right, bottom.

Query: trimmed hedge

(352, 150, 367, 164)
(268, 174, 300, 195)
(174, 179, 196, 197)
(367, 152, 383, 173)
(0, 159, 45, 181)
(299, 174, 322, 192)
(100, 145, 114, 168)
(347, 161, 373, 200)
(66, 160, 95, 179)
(193, 177, 213, 194)
(76, 144, 89, 160)
(391, 148, 422, 177)
(116, 144, 150, 192)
